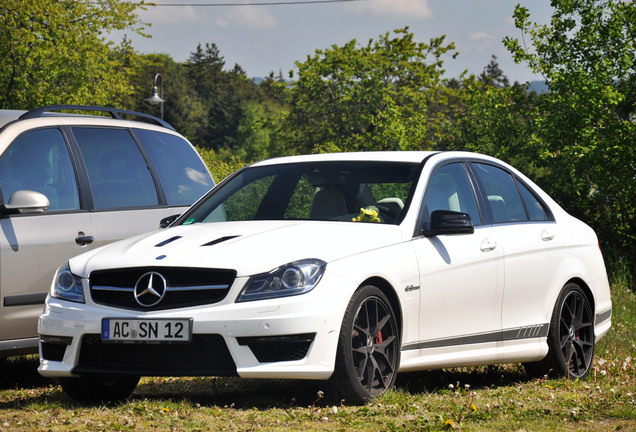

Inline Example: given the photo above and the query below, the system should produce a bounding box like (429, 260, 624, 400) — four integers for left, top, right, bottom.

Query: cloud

(350, 0, 433, 20)
(184, 167, 213, 187)
(216, 5, 278, 30)
(468, 31, 498, 52)
(140, 5, 199, 24)
(469, 32, 496, 41)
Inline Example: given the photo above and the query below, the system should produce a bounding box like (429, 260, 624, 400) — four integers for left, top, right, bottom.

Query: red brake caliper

(574, 315, 580, 339)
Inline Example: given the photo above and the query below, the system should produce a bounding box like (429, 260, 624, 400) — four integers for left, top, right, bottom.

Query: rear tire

(524, 283, 594, 379)
(59, 375, 139, 403)
(328, 285, 400, 405)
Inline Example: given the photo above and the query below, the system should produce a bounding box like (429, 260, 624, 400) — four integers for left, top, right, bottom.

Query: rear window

(134, 129, 213, 206)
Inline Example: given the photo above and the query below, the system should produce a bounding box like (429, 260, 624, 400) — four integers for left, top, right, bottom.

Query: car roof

(0, 105, 174, 131)
(251, 151, 440, 166)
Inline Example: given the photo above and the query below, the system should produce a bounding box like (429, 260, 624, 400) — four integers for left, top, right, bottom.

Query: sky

(111, 0, 554, 83)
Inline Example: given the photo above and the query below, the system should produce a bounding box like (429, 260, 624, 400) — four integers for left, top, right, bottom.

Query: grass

(1, 278, 634, 432)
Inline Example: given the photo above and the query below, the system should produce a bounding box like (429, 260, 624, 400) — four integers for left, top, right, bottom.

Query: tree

(186, 43, 225, 100)
(228, 100, 290, 161)
(479, 55, 510, 88)
(0, 0, 148, 108)
(206, 65, 257, 151)
(280, 28, 459, 154)
(110, 36, 152, 110)
(439, 76, 539, 175)
(125, 54, 207, 142)
(185, 43, 258, 150)
(504, 0, 635, 267)
(439, 57, 541, 179)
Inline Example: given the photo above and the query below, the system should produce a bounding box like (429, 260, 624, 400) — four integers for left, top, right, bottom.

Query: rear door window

(134, 129, 213, 206)
(471, 163, 528, 223)
(73, 128, 159, 209)
(517, 181, 551, 221)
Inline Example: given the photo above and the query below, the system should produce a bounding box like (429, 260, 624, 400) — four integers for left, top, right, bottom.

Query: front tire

(59, 375, 139, 403)
(328, 285, 400, 404)
(525, 283, 595, 379)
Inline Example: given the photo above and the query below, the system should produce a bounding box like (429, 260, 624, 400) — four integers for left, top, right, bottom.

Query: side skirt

(398, 324, 549, 372)
(0, 337, 39, 358)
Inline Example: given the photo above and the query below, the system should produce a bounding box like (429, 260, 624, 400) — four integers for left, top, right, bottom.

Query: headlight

(51, 263, 85, 303)
(236, 259, 326, 303)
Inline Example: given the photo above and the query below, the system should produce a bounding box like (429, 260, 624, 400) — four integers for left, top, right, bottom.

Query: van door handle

(75, 232, 94, 246)
(480, 238, 497, 252)
(541, 230, 555, 241)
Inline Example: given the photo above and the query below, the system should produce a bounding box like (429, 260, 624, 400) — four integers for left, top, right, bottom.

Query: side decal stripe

(595, 308, 612, 325)
(402, 324, 549, 351)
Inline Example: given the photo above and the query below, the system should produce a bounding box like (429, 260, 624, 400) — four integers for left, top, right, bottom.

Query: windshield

(181, 161, 421, 225)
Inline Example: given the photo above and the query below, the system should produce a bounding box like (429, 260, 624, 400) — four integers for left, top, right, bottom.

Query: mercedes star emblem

(134, 271, 167, 307)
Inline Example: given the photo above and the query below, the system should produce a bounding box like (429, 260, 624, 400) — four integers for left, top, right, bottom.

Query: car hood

(73, 221, 403, 277)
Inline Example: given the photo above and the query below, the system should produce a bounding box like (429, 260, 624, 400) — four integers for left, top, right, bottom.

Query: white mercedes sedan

(38, 151, 612, 404)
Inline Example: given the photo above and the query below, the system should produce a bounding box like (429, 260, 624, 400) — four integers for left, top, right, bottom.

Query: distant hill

(251, 76, 549, 94)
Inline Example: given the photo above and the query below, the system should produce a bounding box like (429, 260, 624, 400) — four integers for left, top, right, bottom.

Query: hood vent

(154, 236, 182, 247)
(202, 235, 240, 247)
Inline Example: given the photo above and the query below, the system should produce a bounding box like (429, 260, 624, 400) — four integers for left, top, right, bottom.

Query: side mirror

(160, 214, 181, 229)
(423, 210, 474, 237)
(1, 190, 50, 215)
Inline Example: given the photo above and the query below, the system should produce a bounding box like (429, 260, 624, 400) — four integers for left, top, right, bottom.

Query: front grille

(74, 334, 237, 376)
(237, 333, 315, 363)
(89, 267, 236, 311)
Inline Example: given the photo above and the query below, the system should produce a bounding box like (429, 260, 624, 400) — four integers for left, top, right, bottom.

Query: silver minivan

(0, 105, 214, 358)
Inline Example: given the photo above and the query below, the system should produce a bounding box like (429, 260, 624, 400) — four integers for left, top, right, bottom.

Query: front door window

(0, 128, 79, 211)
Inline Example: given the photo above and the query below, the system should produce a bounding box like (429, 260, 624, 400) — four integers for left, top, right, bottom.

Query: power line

(146, 0, 364, 6)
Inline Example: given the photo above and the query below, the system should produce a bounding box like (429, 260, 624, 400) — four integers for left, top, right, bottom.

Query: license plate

(101, 318, 192, 343)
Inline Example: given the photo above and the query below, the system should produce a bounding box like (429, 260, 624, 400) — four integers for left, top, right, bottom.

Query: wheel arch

(359, 276, 403, 339)
(564, 277, 596, 314)
(544, 274, 597, 326)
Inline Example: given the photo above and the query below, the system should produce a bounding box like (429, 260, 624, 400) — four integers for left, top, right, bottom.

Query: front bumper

(38, 272, 351, 380)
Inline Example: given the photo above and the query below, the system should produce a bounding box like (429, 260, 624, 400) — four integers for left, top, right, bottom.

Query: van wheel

(59, 375, 139, 403)
(328, 285, 400, 405)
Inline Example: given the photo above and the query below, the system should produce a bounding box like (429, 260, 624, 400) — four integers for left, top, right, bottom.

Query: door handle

(541, 230, 555, 241)
(480, 238, 497, 252)
(75, 232, 94, 246)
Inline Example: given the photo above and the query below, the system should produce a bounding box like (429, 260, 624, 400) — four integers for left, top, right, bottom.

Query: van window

(73, 128, 159, 209)
(134, 129, 213, 206)
(0, 128, 79, 211)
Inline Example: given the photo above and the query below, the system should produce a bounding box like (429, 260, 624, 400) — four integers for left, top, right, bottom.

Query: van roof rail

(19, 105, 175, 131)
